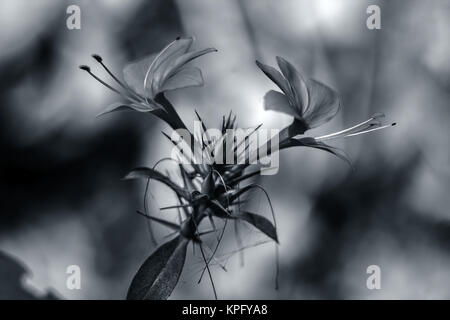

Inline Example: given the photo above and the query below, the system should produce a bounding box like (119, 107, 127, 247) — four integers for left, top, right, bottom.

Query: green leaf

(124, 167, 191, 200)
(233, 211, 278, 243)
(208, 199, 231, 218)
(127, 236, 188, 300)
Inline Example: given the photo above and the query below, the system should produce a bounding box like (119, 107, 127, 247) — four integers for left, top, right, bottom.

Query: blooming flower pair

(80, 37, 395, 300)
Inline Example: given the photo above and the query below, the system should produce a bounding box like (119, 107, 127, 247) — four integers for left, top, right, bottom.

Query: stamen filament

(315, 113, 384, 140)
(316, 122, 395, 142)
(317, 122, 380, 141)
(79, 66, 122, 94)
(92, 54, 145, 101)
(344, 123, 396, 137)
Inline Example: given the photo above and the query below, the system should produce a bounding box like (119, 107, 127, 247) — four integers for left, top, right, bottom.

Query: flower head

(79, 37, 217, 118)
(124, 37, 217, 102)
(256, 57, 340, 133)
(257, 57, 396, 166)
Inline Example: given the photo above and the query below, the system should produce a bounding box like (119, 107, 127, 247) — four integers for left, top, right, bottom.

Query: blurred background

(0, 0, 449, 299)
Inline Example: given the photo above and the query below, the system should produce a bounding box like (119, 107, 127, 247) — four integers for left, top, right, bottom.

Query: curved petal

(97, 102, 156, 116)
(123, 54, 157, 97)
(123, 38, 194, 98)
(263, 90, 299, 119)
(275, 57, 309, 114)
(154, 47, 217, 92)
(150, 37, 194, 75)
(146, 37, 195, 92)
(303, 79, 340, 128)
(255, 60, 292, 96)
(159, 66, 204, 92)
(283, 137, 352, 167)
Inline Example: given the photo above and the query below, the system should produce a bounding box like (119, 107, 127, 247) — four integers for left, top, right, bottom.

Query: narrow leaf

(232, 211, 278, 243)
(127, 236, 188, 300)
(208, 200, 231, 218)
(124, 167, 191, 200)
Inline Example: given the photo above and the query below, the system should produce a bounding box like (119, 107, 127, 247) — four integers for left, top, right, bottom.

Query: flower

(256, 56, 340, 134)
(79, 37, 217, 120)
(257, 57, 396, 165)
(124, 37, 217, 103)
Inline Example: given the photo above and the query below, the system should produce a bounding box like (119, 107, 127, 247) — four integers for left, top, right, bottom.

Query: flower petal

(275, 57, 309, 114)
(285, 137, 352, 167)
(154, 47, 217, 92)
(97, 102, 156, 116)
(159, 66, 204, 92)
(146, 38, 195, 92)
(149, 37, 194, 75)
(255, 60, 292, 96)
(263, 90, 299, 118)
(123, 38, 194, 98)
(303, 79, 340, 128)
(123, 54, 157, 97)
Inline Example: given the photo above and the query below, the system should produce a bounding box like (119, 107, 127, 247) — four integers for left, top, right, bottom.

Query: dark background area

(0, 0, 449, 299)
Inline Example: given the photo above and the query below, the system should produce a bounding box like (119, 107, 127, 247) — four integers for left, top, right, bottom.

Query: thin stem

(191, 217, 218, 300)
(198, 219, 228, 284)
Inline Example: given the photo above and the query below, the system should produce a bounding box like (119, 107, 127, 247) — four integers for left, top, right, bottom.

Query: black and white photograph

(0, 0, 449, 307)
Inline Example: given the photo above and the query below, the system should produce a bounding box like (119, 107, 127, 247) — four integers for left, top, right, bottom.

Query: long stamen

(79, 65, 121, 94)
(317, 122, 380, 141)
(344, 123, 396, 137)
(315, 113, 385, 140)
(317, 122, 396, 142)
(91, 54, 144, 100)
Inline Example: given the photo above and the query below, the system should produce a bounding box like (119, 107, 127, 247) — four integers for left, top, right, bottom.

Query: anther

(79, 65, 91, 72)
(91, 54, 103, 63)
